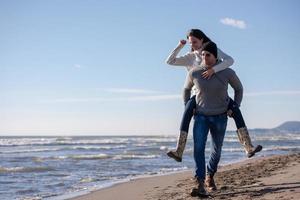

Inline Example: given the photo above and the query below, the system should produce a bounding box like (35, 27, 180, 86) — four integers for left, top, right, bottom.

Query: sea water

(0, 131, 299, 200)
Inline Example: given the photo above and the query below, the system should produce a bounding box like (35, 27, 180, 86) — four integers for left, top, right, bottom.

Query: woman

(166, 29, 262, 162)
(185, 41, 242, 196)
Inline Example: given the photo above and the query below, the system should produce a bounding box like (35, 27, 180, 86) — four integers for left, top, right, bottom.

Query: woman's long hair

(187, 29, 212, 51)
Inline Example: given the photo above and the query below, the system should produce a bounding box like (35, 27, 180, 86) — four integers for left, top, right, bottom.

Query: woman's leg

(180, 95, 197, 132)
(227, 98, 245, 128)
(167, 95, 196, 162)
(228, 98, 262, 158)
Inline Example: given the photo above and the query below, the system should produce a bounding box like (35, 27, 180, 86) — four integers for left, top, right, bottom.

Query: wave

(224, 135, 300, 142)
(40, 153, 159, 161)
(70, 153, 111, 160)
(0, 166, 55, 173)
(183, 147, 244, 153)
(0, 136, 180, 147)
(221, 146, 299, 152)
(222, 147, 244, 152)
(160, 146, 168, 151)
(0, 138, 58, 146)
(0, 148, 61, 154)
(254, 136, 300, 141)
(0, 145, 127, 154)
(112, 154, 159, 160)
(69, 145, 126, 151)
(128, 137, 177, 143)
(79, 177, 99, 183)
(223, 138, 239, 142)
(159, 166, 189, 173)
(1, 134, 299, 147)
(262, 146, 300, 151)
(168, 146, 300, 153)
(0, 137, 131, 147)
(17, 188, 40, 195)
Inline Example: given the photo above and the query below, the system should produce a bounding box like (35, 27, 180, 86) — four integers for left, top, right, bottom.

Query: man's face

(201, 50, 217, 67)
(188, 36, 203, 50)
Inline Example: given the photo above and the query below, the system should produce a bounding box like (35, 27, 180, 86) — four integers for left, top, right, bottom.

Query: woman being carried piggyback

(165, 29, 262, 162)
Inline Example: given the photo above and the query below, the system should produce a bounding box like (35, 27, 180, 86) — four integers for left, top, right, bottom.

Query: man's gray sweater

(183, 67, 243, 116)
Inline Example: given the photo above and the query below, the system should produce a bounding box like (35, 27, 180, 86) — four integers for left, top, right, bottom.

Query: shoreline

(68, 152, 300, 200)
(49, 169, 191, 200)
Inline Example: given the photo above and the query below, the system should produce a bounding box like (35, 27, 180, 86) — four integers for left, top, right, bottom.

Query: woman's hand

(179, 40, 186, 46)
(201, 68, 215, 79)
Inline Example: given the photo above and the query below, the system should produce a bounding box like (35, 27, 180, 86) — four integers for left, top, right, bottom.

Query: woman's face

(188, 36, 203, 50)
(201, 50, 217, 67)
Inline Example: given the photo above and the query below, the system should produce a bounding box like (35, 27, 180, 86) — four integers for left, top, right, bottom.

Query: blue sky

(1, 0, 300, 135)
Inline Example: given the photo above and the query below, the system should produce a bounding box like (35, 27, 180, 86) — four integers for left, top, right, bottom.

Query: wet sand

(70, 153, 300, 200)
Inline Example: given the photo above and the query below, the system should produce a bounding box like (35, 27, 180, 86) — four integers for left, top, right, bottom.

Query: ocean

(1, 131, 299, 200)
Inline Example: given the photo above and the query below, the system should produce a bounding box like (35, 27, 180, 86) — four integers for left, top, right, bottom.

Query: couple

(165, 29, 262, 196)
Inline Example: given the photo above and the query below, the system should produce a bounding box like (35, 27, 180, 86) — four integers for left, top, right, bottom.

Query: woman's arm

(214, 48, 234, 73)
(183, 72, 194, 104)
(165, 41, 195, 67)
(201, 48, 234, 79)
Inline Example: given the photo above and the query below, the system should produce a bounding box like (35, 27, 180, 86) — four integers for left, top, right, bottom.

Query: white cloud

(74, 64, 82, 69)
(220, 17, 247, 29)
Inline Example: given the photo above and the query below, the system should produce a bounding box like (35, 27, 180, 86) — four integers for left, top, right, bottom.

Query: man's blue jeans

(193, 113, 228, 180)
(180, 96, 244, 133)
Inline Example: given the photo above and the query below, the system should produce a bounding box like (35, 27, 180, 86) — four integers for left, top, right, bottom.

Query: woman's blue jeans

(179, 95, 196, 132)
(227, 98, 245, 128)
(193, 113, 228, 180)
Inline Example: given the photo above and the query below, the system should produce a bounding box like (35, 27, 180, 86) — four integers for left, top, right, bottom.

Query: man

(184, 42, 243, 196)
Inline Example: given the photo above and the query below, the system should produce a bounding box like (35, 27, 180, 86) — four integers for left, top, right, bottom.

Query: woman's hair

(186, 29, 211, 43)
(186, 29, 212, 51)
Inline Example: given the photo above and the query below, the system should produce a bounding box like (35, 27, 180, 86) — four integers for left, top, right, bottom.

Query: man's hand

(201, 68, 215, 79)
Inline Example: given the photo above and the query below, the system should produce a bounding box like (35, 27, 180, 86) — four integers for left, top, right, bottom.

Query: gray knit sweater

(184, 67, 243, 116)
(166, 44, 234, 96)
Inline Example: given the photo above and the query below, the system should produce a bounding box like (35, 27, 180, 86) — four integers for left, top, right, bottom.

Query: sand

(69, 153, 300, 200)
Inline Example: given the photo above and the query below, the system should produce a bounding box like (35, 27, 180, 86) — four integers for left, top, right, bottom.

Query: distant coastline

(1, 121, 300, 136)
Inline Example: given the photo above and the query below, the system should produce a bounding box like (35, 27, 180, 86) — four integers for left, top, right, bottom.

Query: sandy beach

(70, 153, 300, 200)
